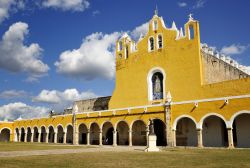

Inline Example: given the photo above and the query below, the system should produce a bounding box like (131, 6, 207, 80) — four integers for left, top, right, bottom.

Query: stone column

(24, 132, 27, 142)
(45, 132, 49, 143)
(146, 126, 149, 146)
(129, 129, 133, 146)
(99, 131, 102, 146)
(113, 130, 117, 147)
(197, 129, 203, 148)
(165, 104, 173, 147)
(18, 132, 21, 142)
(63, 132, 67, 144)
(54, 132, 58, 143)
(227, 128, 234, 148)
(38, 131, 41, 143)
(74, 131, 79, 145)
(87, 130, 90, 145)
(31, 132, 34, 143)
(172, 129, 176, 147)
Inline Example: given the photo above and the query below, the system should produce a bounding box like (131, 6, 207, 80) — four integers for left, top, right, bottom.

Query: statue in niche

(153, 74, 163, 100)
(149, 119, 155, 135)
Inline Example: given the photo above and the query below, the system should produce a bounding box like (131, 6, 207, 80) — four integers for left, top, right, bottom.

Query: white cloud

(33, 88, 97, 104)
(0, 102, 49, 121)
(193, 0, 206, 9)
(32, 88, 98, 112)
(55, 32, 120, 80)
(92, 10, 100, 16)
(130, 22, 149, 41)
(177, 2, 187, 7)
(220, 44, 249, 55)
(0, 90, 28, 99)
(42, 0, 89, 11)
(0, 22, 49, 81)
(0, 0, 25, 24)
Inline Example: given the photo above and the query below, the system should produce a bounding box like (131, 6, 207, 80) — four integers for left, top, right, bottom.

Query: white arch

(130, 119, 147, 129)
(147, 67, 166, 101)
(20, 127, 26, 133)
(114, 120, 130, 130)
(0, 127, 12, 134)
(229, 110, 250, 128)
(197, 113, 229, 129)
(173, 115, 198, 130)
(100, 121, 113, 130)
(88, 122, 100, 130)
(65, 123, 73, 132)
(146, 117, 165, 126)
(56, 124, 64, 133)
(78, 123, 88, 130)
(40, 125, 47, 133)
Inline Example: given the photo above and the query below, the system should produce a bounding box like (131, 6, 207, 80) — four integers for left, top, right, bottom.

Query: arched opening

(152, 72, 163, 100)
(33, 127, 39, 142)
(15, 128, 19, 142)
(57, 125, 64, 143)
(132, 120, 147, 146)
(153, 20, 158, 31)
(0, 128, 10, 142)
(118, 41, 122, 51)
(48, 126, 55, 143)
(102, 122, 114, 145)
(233, 113, 250, 148)
(202, 116, 228, 147)
(21, 128, 25, 142)
(149, 37, 154, 51)
(40, 126, 47, 143)
(176, 117, 197, 146)
(157, 35, 163, 49)
(66, 125, 73, 144)
(90, 123, 100, 145)
(153, 119, 167, 146)
(125, 45, 129, 59)
(26, 127, 32, 142)
(116, 121, 129, 145)
(78, 124, 88, 144)
(189, 25, 194, 40)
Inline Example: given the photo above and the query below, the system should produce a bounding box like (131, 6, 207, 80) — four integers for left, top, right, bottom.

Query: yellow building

(0, 12, 250, 148)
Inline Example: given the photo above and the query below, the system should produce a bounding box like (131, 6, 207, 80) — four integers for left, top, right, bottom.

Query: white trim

(0, 127, 12, 134)
(147, 67, 166, 101)
(173, 115, 197, 130)
(229, 110, 250, 128)
(130, 119, 147, 129)
(114, 120, 130, 130)
(100, 121, 113, 130)
(171, 94, 250, 105)
(78, 123, 88, 130)
(197, 113, 229, 129)
(89, 122, 100, 130)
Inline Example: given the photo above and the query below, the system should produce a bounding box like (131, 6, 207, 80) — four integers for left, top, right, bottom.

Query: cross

(189, 13, 194, 21)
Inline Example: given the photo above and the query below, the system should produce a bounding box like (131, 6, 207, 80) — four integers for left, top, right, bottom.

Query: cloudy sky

(0, 0, 249, 121)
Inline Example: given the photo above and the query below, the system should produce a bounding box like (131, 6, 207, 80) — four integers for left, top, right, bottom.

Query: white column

(113, 130, 117, 147)
(129, 129, 132, 146)
(45, 131, 49, 143)
(18, 131, 21, 142)
(197, 129, 203, 148)
(87, 130, 90, 145)
(24, 131, 27, 142)
(99, 131, 102, 146)
(172, 129, 176, 147)
(54, 132, 57, 143)
(146, 126, 149, 146)
(227, 128, 234, 148)
(31, 131, 34, 143)
(63, 132, 67, 144)
(38, 131, 41, 143)
(74, 131, 79, 145)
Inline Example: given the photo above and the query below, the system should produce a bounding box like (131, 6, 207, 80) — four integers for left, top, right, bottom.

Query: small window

(118, 41, 123, 51)
(149, 37, 154, 51)
(125, 45, 129, 59)
(189, 25, 194, 40)
(158, 35, 162, 49)
(153, 20, 158, 31)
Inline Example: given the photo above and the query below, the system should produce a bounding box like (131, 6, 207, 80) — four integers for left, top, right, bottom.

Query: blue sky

(0, 0, 249, 121)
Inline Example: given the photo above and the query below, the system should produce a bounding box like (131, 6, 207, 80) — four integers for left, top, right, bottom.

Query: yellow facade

(0, 13, 249, 148)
